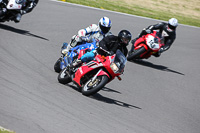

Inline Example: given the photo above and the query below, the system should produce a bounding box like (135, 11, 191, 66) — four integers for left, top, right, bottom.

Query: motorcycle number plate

(146, 35, 160, 50)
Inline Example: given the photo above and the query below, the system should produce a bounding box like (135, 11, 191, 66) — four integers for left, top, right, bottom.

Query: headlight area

(110, 63, 119, 73)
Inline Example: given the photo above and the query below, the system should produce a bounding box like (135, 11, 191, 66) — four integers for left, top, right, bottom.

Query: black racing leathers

(97, 35, 128, 57)
(22, 0, 39, 14)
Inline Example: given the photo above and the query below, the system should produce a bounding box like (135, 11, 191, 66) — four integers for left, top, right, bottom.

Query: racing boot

(152, 47, 164, 57)
(14, 13, 22, 23)
(152, 52, 161, 57)
(0, 8, 7, 17)
(129, 38, 137, 54)
(69, 59, 82, 69)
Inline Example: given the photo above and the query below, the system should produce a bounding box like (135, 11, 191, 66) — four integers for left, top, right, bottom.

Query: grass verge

(60, 0, 200, 27)
(0, 126, 15, 133)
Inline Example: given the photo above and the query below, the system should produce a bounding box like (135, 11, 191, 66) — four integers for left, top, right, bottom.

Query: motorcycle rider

(61, 16, 112, 55)
(70, 30, 132, 68)
(15, 0, 39, 23)
(131, 18, 178, 57)
(0, 0, 8, 18)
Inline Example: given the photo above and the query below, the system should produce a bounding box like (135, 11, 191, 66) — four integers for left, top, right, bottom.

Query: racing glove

(145, 29, 152, 34)
(80, 36, 90, 42)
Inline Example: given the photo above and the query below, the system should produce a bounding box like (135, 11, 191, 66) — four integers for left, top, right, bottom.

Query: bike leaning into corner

(58, 49, 127, 96)
(127, 31, 165, 61)
(0, 0, 26, 23)
(54, 39, 98, 73)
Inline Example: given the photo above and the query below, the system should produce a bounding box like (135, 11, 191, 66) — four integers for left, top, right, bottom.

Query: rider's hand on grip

(99, 47, 112, 55)
(145, 29, 152, 34)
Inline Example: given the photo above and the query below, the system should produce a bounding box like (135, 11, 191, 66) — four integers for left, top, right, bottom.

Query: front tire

(58, 67, 72, 84)
(82, 75, 109, 96)
(54, 58, 62, 73)
(127, 46, 146, 61)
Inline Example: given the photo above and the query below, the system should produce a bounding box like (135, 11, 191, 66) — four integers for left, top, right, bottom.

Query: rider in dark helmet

(118, 30, 132, 46)
(70, 30, 132, 68)
(132, 18, 178, 57)
(98, 29, 132, 57)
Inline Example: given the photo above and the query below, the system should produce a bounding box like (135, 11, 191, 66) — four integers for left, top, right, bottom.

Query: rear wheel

(127, 46, 146, 61)
(54, 58, 61, 73)
(82, 75, 109, 96)
(58, 67, 72, 84)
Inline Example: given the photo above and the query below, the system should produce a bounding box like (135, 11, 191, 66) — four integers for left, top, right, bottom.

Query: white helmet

(168, 18, 178, 29)
(99, 17, 112, 34)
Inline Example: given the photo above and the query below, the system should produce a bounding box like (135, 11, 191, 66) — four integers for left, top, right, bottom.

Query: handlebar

(99, 47, 112, 55)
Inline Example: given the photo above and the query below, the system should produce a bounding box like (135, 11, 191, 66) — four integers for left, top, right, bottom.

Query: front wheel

(82, 75, 109, 96)
(54, 58, 62, 73)
(58, 67, 72, 84)
(127, 46, 146, 61)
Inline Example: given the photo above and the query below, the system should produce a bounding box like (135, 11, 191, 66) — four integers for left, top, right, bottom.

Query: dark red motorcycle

(127, 31, 164, 61)
(58, 49, 127, 96)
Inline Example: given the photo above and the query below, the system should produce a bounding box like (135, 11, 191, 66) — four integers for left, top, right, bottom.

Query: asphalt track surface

(1, 0, 200, 133)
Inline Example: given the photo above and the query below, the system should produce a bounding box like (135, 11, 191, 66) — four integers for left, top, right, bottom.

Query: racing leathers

(70, 35, 128, 68)
(62, 24, 112, 55)
(97, 35, 128, 57)
(21, 0, 39, 14)
(14, 0, 39, 23)
(133, 22, 176, 57)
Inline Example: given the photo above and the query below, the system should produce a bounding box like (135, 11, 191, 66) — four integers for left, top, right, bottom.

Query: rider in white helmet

(62, 16, 112, 55)
(132, 18, 178, 57)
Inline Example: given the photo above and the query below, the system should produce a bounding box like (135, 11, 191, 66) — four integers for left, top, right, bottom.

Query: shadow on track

(65, 84, 81, 92)
(101, 87, 121, 94)
(130, 60, 185, 76)
(64, 84, 141, 109)
(0, 24, 49, 41)
(91, 93, 142, 109)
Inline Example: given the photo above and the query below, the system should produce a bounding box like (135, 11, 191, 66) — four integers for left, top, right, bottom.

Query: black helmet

(118, 30, 132, 46)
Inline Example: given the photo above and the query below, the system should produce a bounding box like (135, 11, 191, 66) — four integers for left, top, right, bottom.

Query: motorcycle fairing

(134, 31, 164, 59)
(73, 55, 113, 87)
(134, 43, 150, 58)
(60, 40, 97, 70)
(7, 0, 24, 10)
(146, 35, 160, 50)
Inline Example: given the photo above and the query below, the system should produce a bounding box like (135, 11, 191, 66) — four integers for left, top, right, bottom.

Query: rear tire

(82, 75, 109, 96)
(54, 58, 62, 73)
(127, 46, 146, 61)
(58, 67, 72, 84)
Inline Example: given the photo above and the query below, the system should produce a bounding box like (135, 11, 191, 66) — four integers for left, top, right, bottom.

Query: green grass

(61, 0, 200, 27)
(0, 131, 15, 133)
(0, 129, 15, 133)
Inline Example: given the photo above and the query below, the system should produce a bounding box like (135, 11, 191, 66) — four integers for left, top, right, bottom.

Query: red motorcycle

(58, 49, 127, 96)
(127, 31, 164, 61)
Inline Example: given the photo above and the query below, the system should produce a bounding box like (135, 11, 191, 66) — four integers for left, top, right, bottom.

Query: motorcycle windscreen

(113, 50, 127, 73)
(16, 0, 26, 4)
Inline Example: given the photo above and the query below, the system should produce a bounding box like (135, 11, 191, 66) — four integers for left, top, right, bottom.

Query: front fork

(91, 69, 103, 82)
